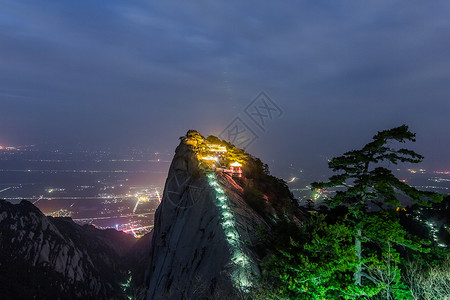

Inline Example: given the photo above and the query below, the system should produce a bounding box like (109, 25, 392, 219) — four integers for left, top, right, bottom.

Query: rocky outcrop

(0, 200, 136, 300)
(143, 133, 296, 300)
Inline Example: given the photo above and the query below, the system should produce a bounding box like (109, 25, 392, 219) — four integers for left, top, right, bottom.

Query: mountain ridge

(0, 199, 137, 300)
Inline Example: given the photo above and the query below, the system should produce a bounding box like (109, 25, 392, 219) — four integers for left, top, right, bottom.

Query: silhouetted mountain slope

(0, 199, 137, 300)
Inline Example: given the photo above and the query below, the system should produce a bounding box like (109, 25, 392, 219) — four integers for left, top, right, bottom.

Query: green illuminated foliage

(304, 125, 443, 298)
(260, 209, 436, 299)
(259, 126, 445, 299)
(312, 125, 442, 283)
(261, 214, 380, 299)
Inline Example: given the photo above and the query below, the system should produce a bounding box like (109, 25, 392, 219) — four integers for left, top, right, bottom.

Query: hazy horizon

(1, 1, 449, 170)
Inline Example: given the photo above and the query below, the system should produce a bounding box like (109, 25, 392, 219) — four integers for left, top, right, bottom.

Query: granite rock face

(143, 139, 278, 300)
(0, 199, 136, 300)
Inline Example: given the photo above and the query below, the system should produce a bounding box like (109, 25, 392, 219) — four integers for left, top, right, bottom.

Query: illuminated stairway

(206, 172, 252, 289)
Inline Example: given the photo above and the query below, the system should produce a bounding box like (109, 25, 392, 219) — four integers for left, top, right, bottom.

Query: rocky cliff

(0, 130, 302, 300)
(142, 131, 303, 299)
(0, 200, 137, 300)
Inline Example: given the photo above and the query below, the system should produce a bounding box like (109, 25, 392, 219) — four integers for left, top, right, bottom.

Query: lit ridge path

(132, 199, 141, 213)
(206, 172, 252, 289)
(155, 188, 161, 203)
(73, 212, 154, 222)
(133, 189, 161, 213)
(0, 187, 11, 193)
(122, 225, 153, 238)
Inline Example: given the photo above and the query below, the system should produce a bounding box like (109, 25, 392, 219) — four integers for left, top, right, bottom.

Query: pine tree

(311, 125, 442, 290)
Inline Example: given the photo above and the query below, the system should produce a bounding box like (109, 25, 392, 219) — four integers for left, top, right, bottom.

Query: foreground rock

(0, 200, 137, 300)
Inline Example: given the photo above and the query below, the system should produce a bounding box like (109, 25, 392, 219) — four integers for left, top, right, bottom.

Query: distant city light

(287, 177, 297, 183)
(407, 168, 427, 174)
(435, 170, 450, 175)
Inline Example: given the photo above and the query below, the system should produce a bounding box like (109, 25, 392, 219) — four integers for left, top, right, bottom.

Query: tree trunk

(354, 227, 362, 286)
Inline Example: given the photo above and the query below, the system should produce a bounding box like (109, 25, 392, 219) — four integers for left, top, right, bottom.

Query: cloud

(0, 0, 449, 167)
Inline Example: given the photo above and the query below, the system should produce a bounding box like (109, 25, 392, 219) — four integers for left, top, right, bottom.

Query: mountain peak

(142, 131, 302, 299)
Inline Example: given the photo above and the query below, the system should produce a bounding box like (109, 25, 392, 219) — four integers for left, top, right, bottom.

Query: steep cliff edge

(143, 131, 303, 299)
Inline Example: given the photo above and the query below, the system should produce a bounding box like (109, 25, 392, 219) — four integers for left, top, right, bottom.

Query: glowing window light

(230, 161, 242, 167)
(206, 144, 227, 153)
(201, 156, 218, 161)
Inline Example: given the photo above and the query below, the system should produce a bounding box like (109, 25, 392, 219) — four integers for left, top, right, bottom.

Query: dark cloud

(0, 0, 449, 171)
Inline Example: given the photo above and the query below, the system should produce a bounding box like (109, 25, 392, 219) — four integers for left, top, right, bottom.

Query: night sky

(1, 1, 449, 172)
